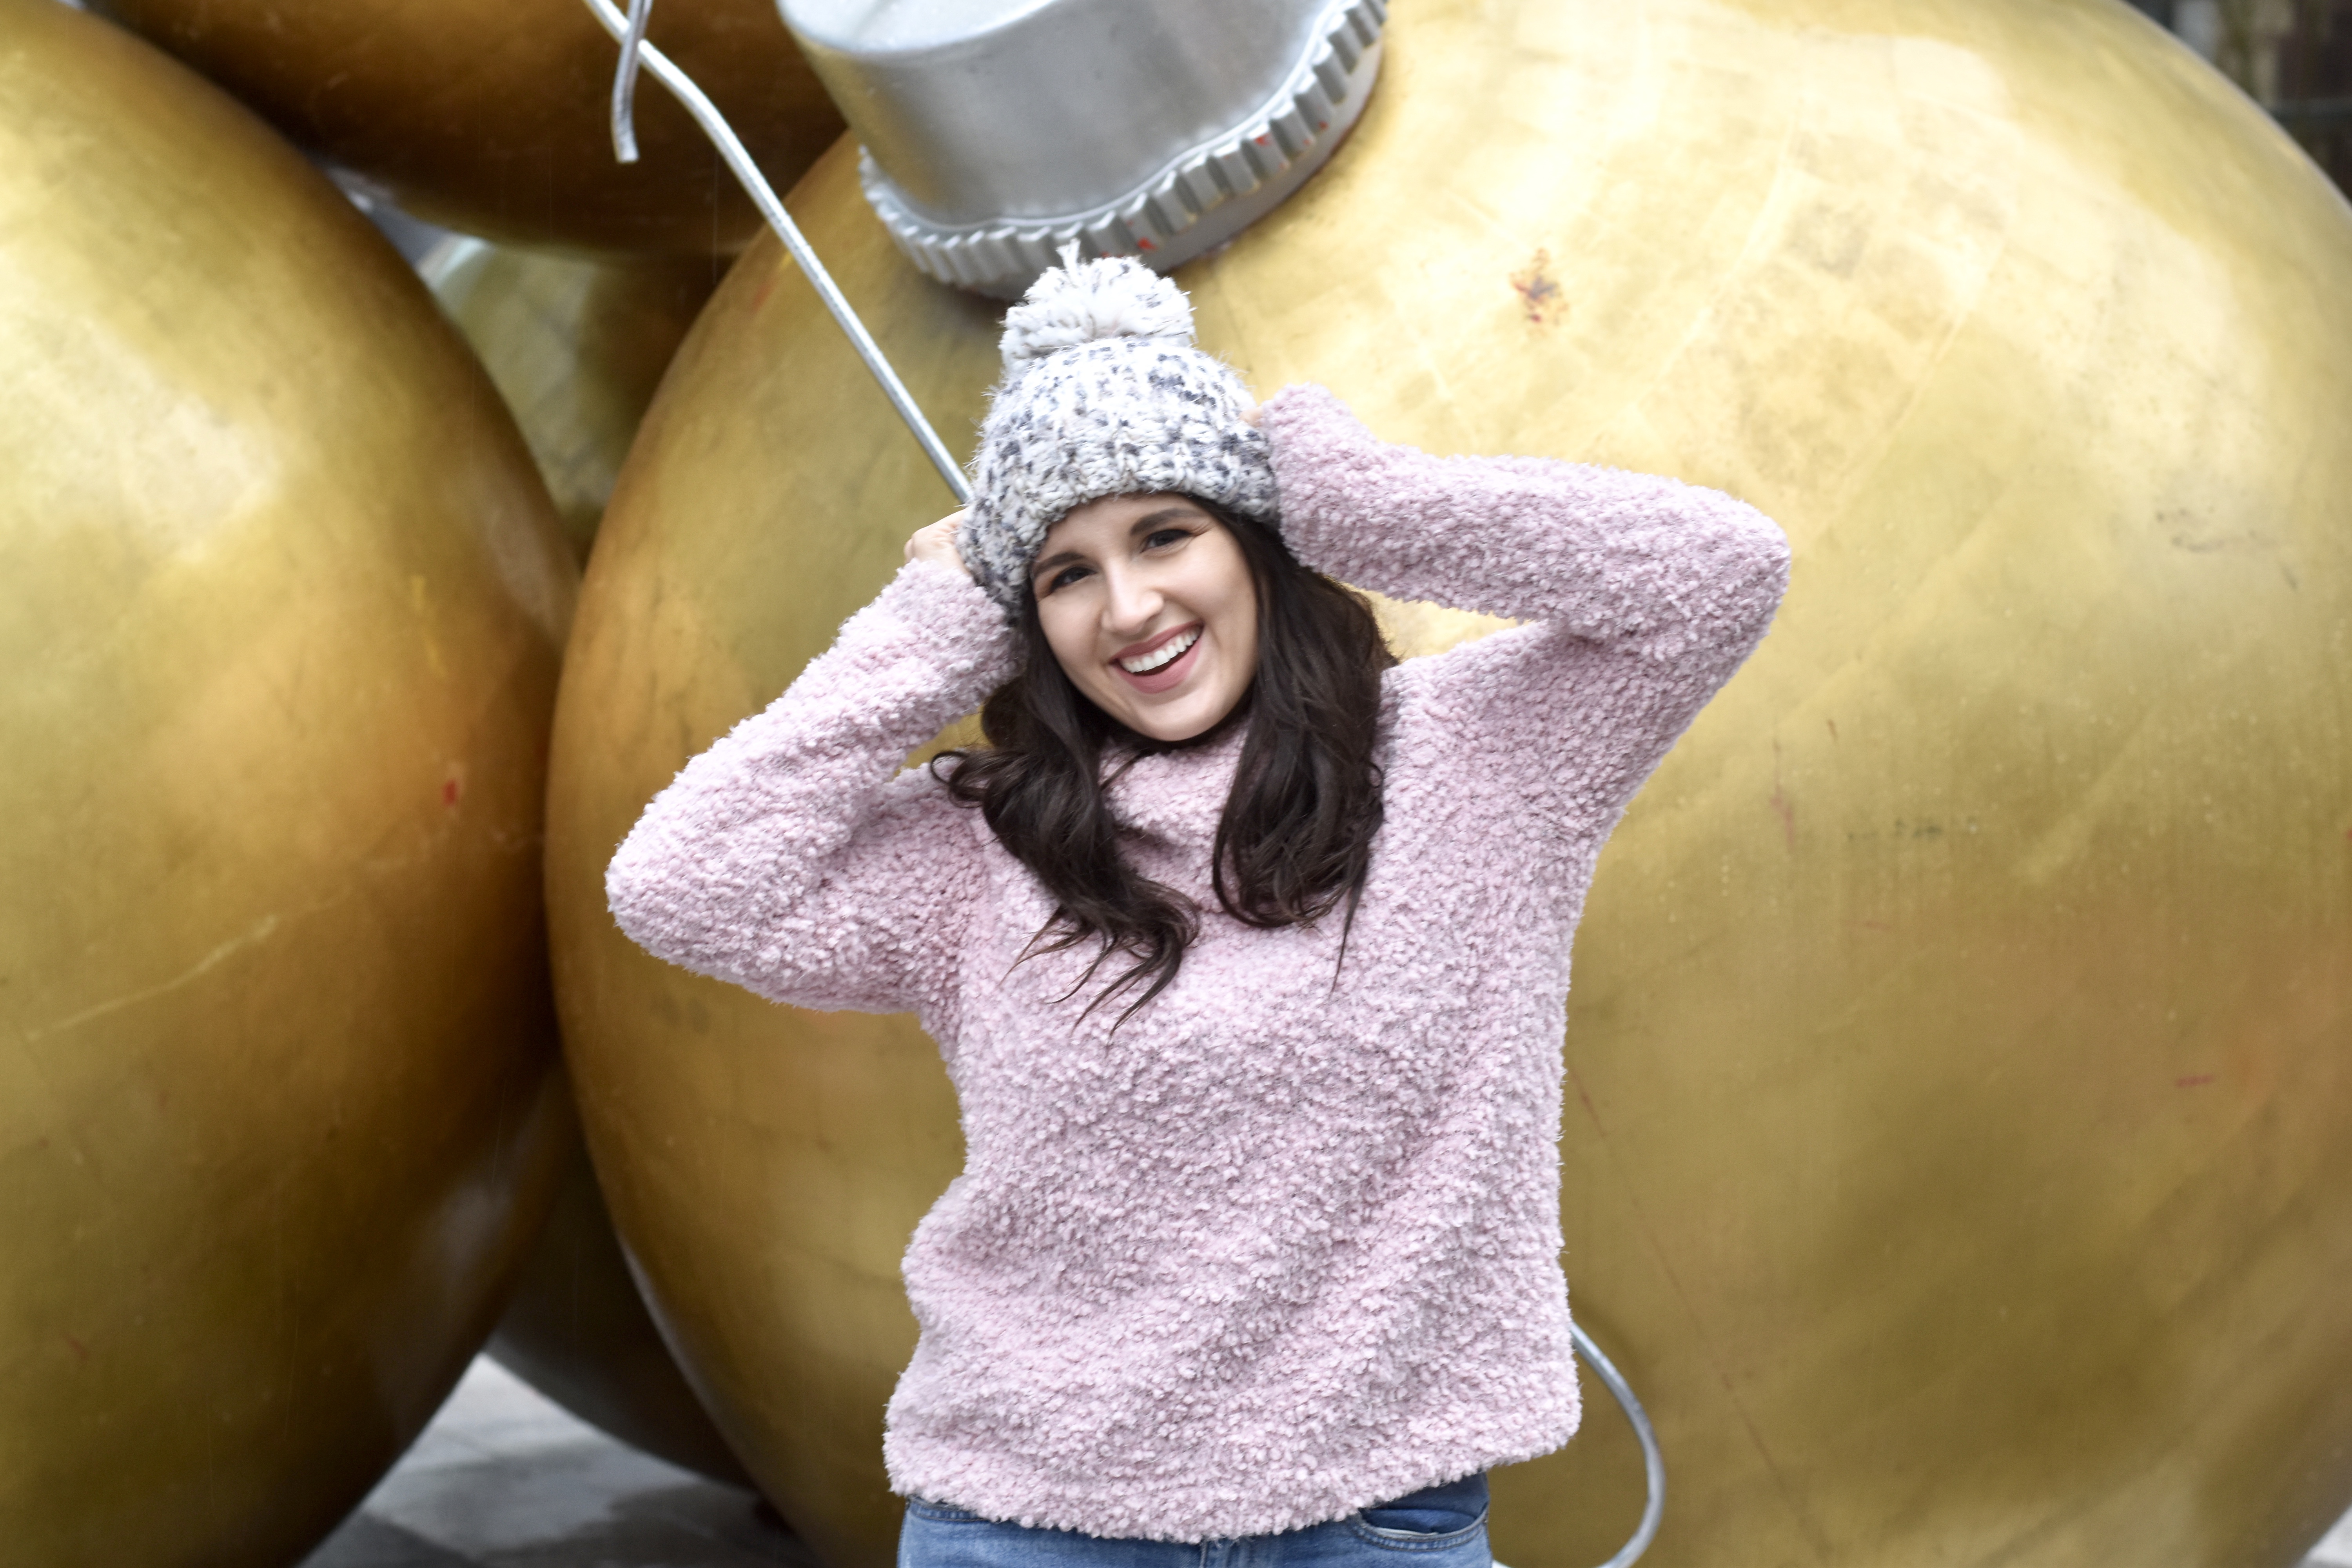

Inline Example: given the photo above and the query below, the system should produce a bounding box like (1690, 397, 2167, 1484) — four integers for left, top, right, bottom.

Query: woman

(608, 254, 1789, 1566)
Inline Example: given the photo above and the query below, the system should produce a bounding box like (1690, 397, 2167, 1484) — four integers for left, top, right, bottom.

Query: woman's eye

(1042, 564, 1091, 594)
(1143, 528, 1192, 552)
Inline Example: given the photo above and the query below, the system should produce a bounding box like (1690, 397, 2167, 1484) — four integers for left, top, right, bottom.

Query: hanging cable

(587, 7, 1662, 1559)
(1570, 1323, 1665, 1567)
(608, 0, 657, 164)
(580, 0, 971, 502)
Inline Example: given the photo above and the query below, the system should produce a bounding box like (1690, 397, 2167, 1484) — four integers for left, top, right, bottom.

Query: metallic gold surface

(487, 1077, 754, 1488)
(548, 3, 2352, 1564)
(0, 5, 579, 1564)
(88, 0, 843, 255)
(422, 242, 738, 1474)
(426, 240, 721, 560)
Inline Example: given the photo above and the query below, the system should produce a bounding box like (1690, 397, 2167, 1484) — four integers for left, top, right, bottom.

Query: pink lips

(1111, 623, 1203, 695)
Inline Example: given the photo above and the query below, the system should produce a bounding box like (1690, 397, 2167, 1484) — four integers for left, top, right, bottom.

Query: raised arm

(606, 559, 1017, 1016)
(1259, 384, 1789, 879)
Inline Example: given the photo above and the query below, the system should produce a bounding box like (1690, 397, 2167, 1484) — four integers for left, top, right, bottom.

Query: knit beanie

(957, 250, 1279, 615)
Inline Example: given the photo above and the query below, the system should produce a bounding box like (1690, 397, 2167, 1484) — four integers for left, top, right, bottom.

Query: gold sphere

(0, 5, 577, 1564)
(425, 239, 721, 561)
(548, 2, 2352, 1564)
(87, 0, 844, 255)
(486, 1078, 753, 1488)
(423, 240, 742, 1478)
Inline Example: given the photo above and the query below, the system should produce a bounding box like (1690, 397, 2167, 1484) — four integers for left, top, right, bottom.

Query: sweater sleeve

(1259, 384, 1789, 894)
(606, 559, 1018, 1016)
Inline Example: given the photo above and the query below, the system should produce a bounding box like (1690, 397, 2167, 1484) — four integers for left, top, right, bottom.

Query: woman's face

(1030, 492, 1260, 743)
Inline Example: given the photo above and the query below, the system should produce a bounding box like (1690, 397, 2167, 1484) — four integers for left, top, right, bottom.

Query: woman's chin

(1109, 688, 1245, 746)
(1122, 706, 1212, 744)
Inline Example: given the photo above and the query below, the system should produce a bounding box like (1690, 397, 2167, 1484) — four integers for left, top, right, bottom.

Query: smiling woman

(604, 252, 1786, 1564)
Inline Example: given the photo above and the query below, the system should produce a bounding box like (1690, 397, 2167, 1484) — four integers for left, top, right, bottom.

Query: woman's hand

(905, 509, 970, 577)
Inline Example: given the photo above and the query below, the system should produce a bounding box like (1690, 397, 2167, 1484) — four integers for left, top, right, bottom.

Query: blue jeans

(899, 1475, 1490, 1568)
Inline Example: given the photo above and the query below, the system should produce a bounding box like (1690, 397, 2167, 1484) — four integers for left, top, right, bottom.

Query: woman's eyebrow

(1129, 506, 1205, 535)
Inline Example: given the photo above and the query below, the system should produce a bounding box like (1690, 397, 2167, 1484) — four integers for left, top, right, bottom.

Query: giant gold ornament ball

(0, 4, 579, 1564)
(486, 1075, 754, 1488)
(548, 1, 2352, 1564)
(89, 0, 843, 255)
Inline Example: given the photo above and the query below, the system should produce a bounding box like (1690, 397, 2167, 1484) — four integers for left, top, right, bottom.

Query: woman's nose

(1100, 567, 1162, 634)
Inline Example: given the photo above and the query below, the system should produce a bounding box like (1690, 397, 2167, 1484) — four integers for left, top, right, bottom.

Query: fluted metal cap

(778, 0, 1386, 297)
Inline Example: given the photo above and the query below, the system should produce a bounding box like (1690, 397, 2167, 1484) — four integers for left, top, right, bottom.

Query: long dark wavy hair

(936, 496, 1394, 1025)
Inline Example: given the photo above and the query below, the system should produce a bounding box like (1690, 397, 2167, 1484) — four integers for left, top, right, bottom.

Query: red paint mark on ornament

(1565, 1062, 1608, 1136)
(1137, 238, 1156, 251)
(443, 778, 461, 808)
(1511, 248, 1565, 326)
(2176, 1074, 2216, 1088)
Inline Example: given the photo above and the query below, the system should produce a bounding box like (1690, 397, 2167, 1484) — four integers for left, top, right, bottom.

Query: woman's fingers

(905, 509, 971, 575)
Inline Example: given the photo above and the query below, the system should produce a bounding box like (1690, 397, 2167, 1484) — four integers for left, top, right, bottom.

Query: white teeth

(1120, 627, 1199, 674)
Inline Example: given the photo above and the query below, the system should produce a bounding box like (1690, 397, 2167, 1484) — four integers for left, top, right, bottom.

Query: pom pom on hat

(998, 245, 1195, 371)
(958, 248, 1279, 616)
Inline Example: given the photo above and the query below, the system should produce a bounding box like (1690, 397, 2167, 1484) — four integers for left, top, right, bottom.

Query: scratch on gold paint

(23, 915, 283, 1046)
(410, 573, 448, 677)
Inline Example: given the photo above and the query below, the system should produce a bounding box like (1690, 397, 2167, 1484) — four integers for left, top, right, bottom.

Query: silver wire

(608, 0, 655, 165)
(580, 0, 973, 503)
(1570, 1322, 1666, 1567)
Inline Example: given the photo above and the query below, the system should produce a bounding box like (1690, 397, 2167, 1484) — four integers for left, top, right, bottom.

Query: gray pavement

(307, 1358, 2352, 1568)
(301, 1360, 809, 1568)
(2314, 1510, 2352, 1568)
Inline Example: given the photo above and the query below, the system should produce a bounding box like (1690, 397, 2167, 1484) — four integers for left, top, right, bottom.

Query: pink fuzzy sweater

(607, 385, 1788, 1543)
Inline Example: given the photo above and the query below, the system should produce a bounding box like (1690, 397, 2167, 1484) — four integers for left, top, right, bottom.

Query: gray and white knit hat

(957, 250, 1278, 615)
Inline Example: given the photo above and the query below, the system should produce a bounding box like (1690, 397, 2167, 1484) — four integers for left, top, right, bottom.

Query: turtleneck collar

(1100, 722, 1245, 849)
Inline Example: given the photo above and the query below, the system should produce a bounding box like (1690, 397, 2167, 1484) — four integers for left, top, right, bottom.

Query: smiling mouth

(1116, 625, 1200, 675)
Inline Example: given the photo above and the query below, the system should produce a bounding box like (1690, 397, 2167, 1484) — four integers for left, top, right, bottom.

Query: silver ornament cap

(777, 0, 1387, 297)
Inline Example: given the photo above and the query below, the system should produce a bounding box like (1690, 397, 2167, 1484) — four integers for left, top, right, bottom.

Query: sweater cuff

(871, 557, 1023, 709)
(1259, 383, 1379, 466)
(1258, 383, 1385, 561)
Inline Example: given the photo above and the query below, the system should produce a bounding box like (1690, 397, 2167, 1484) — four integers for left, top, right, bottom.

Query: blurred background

(2129, 0, 2352, 186)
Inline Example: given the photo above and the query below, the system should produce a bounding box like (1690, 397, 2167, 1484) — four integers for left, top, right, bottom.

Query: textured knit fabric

(960, 254, 1275, 614)
(608, 385, 1790, 1544)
